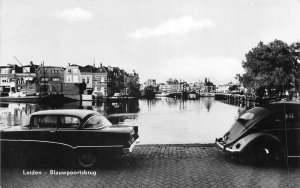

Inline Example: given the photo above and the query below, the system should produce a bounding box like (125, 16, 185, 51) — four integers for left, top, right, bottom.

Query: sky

(1, 0, 300, 85)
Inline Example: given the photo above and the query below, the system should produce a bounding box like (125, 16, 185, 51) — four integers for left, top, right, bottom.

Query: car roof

(31, 109, 100, 119)
(265, 101, 300, 110)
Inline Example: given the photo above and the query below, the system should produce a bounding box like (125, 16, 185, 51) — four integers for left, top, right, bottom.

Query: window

(59, 116, 80, 128)
(32, 115, 58, 128)
(237, 112, 254, 125)
(52, 78, 60, 82)
(68, 69, 71, 73)
(1, 68, 8, 74)
(67, 75, 72, 82)
(82, 78, 86, 83)
(41, 77, 49, 82)
(23, 67, 30, 73)
(87, 77, 90, 84)
(73, 75, 79, 82)
(83, 115, 111, 129)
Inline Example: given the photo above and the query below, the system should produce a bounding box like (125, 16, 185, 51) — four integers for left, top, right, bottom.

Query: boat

(0, 92, 66, 103)
(155, 92, 170, 97)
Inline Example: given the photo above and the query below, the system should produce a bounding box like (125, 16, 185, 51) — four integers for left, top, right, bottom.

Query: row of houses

(144, 79, 245, 94)
(143, 79, 216, 93)
(0, 62, 140, 97)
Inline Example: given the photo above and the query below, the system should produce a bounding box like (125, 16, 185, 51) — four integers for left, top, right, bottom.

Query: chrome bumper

(215, 138, 239, 153)
(123, 139, 140, 154)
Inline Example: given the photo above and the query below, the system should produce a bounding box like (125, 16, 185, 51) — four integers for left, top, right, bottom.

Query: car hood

(223, 107, 270, 145)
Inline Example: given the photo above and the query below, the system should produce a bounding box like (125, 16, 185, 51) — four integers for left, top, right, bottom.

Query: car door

(55, 115, 82, 150)
(18, 115, 58, 158)
(285, 109, 300, 157)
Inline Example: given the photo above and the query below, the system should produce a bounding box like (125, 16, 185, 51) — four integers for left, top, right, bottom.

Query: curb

(138, 143, 216, 147)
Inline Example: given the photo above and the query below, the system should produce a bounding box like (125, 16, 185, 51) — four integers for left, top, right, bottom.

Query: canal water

(0, 97, 249, 144)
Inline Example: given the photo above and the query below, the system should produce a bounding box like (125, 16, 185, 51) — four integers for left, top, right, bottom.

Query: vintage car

(1, 109, 139, 167)
(216, 101, 300, 164)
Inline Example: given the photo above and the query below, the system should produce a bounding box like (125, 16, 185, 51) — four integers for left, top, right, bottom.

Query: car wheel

(249, 143, 281, 165)
(77, 150, 96, 168)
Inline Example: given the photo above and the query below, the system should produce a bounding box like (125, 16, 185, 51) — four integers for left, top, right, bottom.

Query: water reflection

(0, 98, 248, 144)
(0, 99, 140, 127)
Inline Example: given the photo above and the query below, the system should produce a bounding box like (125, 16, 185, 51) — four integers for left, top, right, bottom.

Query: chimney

(68, 63, 70, 66)
(30, 61, 33, 66)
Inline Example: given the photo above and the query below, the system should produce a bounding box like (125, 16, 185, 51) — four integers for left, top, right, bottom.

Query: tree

(242, 40, 300, 98)
(204, 77, 214, 86)
(228, 85, 239, 92)
(144, 85, 158, 98)
(166, 78, 173, 85)
(166, 78, 179, 84)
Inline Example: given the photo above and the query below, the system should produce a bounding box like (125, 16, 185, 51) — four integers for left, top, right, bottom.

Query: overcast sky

(1, 0, 300, 85)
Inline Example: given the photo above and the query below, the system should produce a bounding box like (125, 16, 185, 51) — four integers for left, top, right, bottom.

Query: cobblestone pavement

(1, 144, 300, 188)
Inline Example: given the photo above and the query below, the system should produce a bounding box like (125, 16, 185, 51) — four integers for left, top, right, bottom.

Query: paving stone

(1, 145, 300, 187)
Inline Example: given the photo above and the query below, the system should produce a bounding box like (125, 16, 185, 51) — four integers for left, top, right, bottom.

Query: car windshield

(237, 112, 254, 125)
(84, 115, 112, 129)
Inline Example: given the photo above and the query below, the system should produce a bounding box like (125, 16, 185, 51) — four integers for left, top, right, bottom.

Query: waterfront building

(216, 82, 234, 93)
(110, 67, 124, 95)
(79, 65, 93, 94)
(0, 62, 39, 96)
(92, 64, 111, 97)
(126, 70, 140, 96)
(158, 83, 171, 93)
(65, 64, 81, 84)
(144, 79, 157, 87)
(36, 65, 65, 94)
(0, 64, 20, 96)
(16, 62, 39, 95)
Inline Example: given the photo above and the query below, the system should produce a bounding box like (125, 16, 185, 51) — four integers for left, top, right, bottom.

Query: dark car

(216, 101, 300, 164)
(0, 109, 139, 167)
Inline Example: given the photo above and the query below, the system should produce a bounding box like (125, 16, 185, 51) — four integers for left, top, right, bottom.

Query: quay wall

(215, 93, 255, 104)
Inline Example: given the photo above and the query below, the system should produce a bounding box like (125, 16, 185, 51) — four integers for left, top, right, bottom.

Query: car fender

(232, 132, 282, 153)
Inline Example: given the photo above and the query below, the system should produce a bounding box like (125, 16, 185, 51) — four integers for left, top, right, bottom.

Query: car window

(237, 112, 254, 125)
(32, 115, 58, 128)
(285, 110, 300, 129)
(59, 116, 80, 129)
(84, 115, 112, 129)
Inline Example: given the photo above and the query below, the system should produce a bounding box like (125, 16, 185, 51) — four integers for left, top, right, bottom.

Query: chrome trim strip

(0, 139, 123, 149)
(288, 156, 300, 158)
(123, 139, 140, 154)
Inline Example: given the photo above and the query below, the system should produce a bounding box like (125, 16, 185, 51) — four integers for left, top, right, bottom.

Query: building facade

(36, 65, 65, 94)
(79, 65, 93, 94)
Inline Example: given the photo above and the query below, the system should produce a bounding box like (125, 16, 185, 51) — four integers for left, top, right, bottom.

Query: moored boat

(155, 92, 169, 97)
